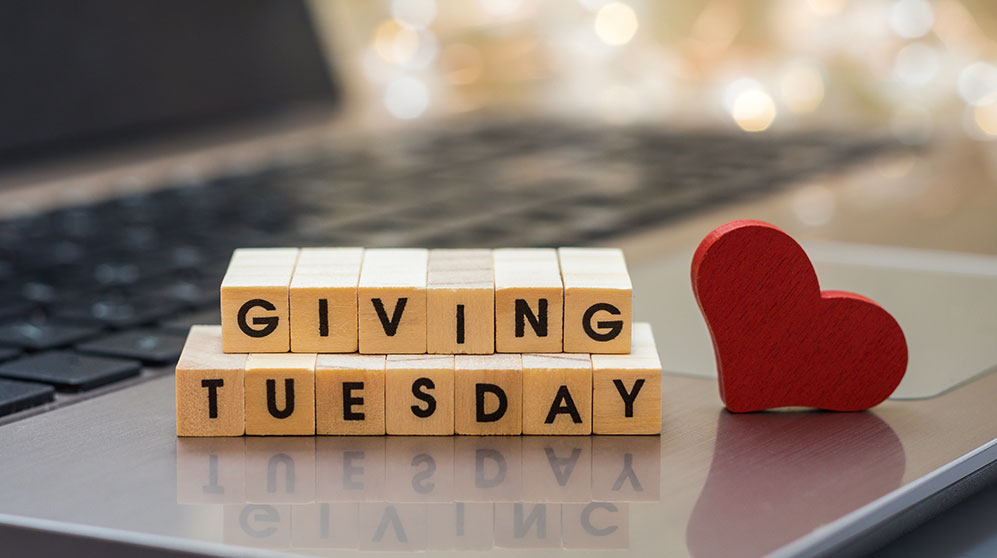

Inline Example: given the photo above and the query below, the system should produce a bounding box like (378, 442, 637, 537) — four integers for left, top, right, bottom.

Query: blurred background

(311, 0, 997, 141)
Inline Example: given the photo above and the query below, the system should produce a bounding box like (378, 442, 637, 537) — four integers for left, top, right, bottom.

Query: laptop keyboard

(0, 121, 891, 422)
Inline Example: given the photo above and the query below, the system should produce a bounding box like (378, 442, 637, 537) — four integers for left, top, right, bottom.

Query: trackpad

(633, 241, 997, 398)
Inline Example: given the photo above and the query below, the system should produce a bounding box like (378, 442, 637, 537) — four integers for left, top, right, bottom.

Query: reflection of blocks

(494, 503, 562, 548)
(224, 504, 291, 548)
(245, 353, 317, 436)
(493, 249, 563, 353)
(176, 437, 246, 504)
(591, 436, 660, 501)
(291, 503, 359, 550)
(176, 326, 246, 436)
(592, 323, 662, 434)
(384, 436, 455, 502)
(521, 436, 591, 502)
(289, 247, 363, 353)
(357, 503, 428, 551)
(453, 436, 523, 502)
(358, 249, 428, 354)
(315, 437, 386, 502)
(245, 437, 316, 504)
(521, 353, 592, 435)
(559, 248, 632, 354)
(426, 502, 494, 550)
(315, 354, 385, 435)
(454, 354, 522, 435)
(427, 249, 495, 354)
(385, 355, 454, 435)
(221, 248, 298, 353)
(562, 502, 629, 549)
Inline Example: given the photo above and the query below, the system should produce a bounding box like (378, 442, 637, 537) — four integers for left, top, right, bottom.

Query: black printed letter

(237, 299, 279, 337)
(582, 303, 622, 342)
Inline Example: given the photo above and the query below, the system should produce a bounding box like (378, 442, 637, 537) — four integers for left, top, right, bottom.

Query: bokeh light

(594, 2, 638, 46)
(384, 77, 430, 119)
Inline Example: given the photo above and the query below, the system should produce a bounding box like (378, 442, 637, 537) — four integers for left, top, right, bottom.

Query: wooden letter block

(562, 502, 629, 549)
(427, 249, 495, 354)
(291, 503, 358, 549)
(454, 354, 522, 435)
(358, 248, 428, 354)
(245, 437, 316, 504)
(384, 354, 454, 435)
(493, 248, 563, 353)
(176, 438, 246, 504)
(245, 353, 317, 435)
(558, 247, 632, 354)
(176, 325, 247, 436)
(315, 354, 385, 435)
(221, 248, 298, 353)
(289, 247, 363, 353)
(591, 322, 661, 435)
(316, 437, 386, 502)
(521, 353, 592, 435)
(494, 503, 562, 548)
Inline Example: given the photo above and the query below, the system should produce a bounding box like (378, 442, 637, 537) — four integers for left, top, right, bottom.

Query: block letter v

(371, 298, 408, 336)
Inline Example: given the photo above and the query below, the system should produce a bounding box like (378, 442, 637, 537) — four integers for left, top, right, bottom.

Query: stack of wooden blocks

(176, 248, 662, 437)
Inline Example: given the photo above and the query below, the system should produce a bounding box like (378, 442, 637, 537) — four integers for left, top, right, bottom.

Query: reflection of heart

(686, 411, 905, 558)
(691, 220, 907, 412)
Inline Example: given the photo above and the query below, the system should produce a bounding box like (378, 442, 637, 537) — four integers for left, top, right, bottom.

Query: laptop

(0, 1, 994, 556)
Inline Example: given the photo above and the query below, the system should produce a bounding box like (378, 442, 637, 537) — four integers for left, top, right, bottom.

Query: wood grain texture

(384, 354, 454, 435)
(493, 248, 563, 353)
(691, 220, 908, 412)
(358, 249, 428, 354)
(454, 354, 523, 435)
(244, 353, 317, 435)
(558, 247, 632, 354)
(521, 353, 592, 435)
(176, 325, 247, 436)
(220, 248, 299, 353)
(427, 249, 495, 354)
(289, 247, 363, 353)
(315, 353, 386, 435)
(591, 322, 662, 434)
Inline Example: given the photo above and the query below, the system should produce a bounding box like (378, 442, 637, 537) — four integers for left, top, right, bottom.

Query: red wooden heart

(691, 220, 907, 412)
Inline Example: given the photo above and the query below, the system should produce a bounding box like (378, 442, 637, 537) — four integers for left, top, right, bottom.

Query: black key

(77, 329, 186, 365)
(0, 347, 21, 362)
(0, 351, 141, 393)
(52, 297, 181, 329)
(0, 322, 102, 350)
(0, 300, 35, 322)
(159, 307, 220, 334)
(0, 379, 54, 417)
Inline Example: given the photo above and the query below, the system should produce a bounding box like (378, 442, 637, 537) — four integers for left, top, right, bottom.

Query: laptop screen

(0, 0, 338, 168)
